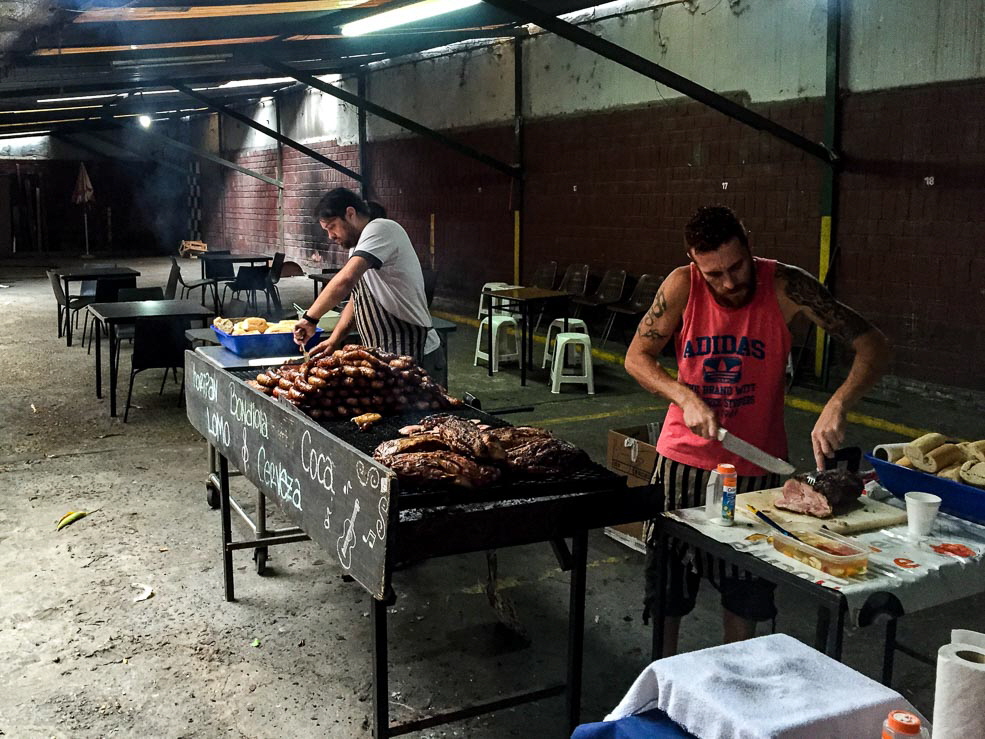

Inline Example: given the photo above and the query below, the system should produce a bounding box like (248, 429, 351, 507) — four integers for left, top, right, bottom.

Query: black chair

(47, 271, 93, 339)
(171, 256, 218, 312)
(165, 259, 180, 300)
(221, 266, 270, 313)
(422, 268, 438, 308)
(113, 287, 165, 360)
(535, 263, 589, 334)
(571, 268, 626, 317)
(123, 317, 189, 422)
(264, 252, 286, 312)
(280, 261, 305, 278)
(530, 261, 557, 290)
(600, 273, 663, 347)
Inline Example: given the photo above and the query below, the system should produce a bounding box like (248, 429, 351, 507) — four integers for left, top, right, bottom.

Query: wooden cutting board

(735, 488, 907, 534)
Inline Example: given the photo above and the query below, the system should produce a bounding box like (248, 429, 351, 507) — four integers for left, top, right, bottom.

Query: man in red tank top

(626, 206, 890, 655)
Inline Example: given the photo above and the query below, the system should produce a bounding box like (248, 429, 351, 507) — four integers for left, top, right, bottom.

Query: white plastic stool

(542, 317, 588, 368)
(477, 281, 519, 319)
(550, 332, 594, 394)
(474, 316, 519, 372)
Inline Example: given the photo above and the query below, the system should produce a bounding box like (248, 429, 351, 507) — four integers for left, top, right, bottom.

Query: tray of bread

(866, 433, 985, 525)
(211, 316, 323, 358)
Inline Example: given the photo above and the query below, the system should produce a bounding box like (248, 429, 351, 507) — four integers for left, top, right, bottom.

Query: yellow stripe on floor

(434, 309, 925, 439)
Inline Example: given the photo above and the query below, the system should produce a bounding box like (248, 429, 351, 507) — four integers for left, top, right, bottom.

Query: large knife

(717, 428, 795, 476)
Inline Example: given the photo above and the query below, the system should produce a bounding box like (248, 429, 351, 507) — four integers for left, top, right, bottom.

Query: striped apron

(351, 280, 428, 360)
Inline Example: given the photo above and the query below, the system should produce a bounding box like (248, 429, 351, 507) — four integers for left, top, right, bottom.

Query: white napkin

(606, 633, 923, 739)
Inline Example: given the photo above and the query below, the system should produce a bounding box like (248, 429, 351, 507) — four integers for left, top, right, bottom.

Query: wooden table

(54, 267, 141, 347)
(198, 253, 271, 279)
(88, 300, 213, 417)
(308, 268, 342, 300)
(482, 286, 571, 386)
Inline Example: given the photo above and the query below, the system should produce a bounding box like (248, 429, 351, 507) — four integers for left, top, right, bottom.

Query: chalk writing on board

(337, 499, 360, 570)
(257, 445, 302, 511)
(205, 407, 230, 446)
(355, 460, 381, 491)
(323, 506, 332, 530)
(229, 382, 269, 439)
(362, 495, 389, 550)
(241, 430, 250, 466)
(301, 429, 336, 496)
(192, 366, 217, 402)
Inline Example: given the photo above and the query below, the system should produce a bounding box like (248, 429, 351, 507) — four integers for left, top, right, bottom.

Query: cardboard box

(605, 423, 660, 553)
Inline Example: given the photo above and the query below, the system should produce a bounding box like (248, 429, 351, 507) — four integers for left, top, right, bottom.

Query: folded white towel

(606, 634, 925, 739)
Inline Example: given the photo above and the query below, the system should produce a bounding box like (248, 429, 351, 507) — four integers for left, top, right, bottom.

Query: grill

(230, 367, 623, 509)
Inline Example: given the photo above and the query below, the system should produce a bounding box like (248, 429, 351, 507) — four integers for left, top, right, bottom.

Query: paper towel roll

(951, 629, 985, 650)
(873, 443, 909, 463)
(933, 641, 985, 739)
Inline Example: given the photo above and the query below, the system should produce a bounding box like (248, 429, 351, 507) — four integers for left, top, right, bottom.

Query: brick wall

(198, 80, 985, 391)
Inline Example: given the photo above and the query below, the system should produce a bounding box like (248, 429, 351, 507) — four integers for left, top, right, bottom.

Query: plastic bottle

(881, 710, 929, 739)
(706, 463, 737, 526)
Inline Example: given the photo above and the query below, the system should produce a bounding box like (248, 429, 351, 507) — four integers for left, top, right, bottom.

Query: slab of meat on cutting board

(774, 469, 864, 518)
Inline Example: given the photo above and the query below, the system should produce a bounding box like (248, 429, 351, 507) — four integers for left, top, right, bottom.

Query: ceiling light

(37, 93, 119, 103)
(341, 0, 481, 36)
(138, 115, 152, 128)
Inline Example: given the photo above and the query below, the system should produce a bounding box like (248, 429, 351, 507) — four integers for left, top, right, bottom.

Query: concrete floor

(1, 256, 982, 738)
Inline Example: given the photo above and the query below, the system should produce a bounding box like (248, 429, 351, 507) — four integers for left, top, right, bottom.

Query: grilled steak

(487, 426, 554, 450)
(505, 436, 590, 477)
(381, 451, 501, 488)
(415, 414, 506, 461)
(774, 469, 864, 518)
(373, 434, 450, 461)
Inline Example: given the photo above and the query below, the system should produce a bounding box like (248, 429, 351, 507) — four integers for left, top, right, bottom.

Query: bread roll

(213, 317, 235, 334)
(938, 464, 963, 482)
(959, 460, 985, 488)
(896, 456, 913, 468)
(904, 433, 947, 462)
(908, 441, 963, 473)
(238, 317, 268, 333)
(964, 440, 985, 464)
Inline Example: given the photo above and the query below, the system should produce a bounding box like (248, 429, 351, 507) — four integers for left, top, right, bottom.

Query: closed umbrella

(71, 163, 95, 256)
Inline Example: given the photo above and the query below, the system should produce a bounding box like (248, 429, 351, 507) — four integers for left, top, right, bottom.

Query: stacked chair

(600, 273, 663, 347)
(473, 281, 519, 373)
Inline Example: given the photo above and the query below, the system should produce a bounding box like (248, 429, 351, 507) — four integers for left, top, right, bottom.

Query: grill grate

(231, 368, 624, 506)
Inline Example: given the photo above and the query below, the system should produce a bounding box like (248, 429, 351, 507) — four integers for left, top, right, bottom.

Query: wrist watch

(301, 312, 318, 325)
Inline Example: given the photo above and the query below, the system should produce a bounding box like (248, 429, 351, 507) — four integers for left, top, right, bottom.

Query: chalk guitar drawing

(362, 495, 389, 549)
(337, 499, 361, 570)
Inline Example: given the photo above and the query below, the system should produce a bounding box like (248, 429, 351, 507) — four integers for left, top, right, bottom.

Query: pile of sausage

(251, 344, 460, 421)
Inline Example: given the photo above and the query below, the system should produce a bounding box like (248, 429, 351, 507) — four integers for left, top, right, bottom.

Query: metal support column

(566, 530, 588, 732)
(512, 34, 526, 285)
(358, 71, 371, 201)
(372, 597, 389, 739)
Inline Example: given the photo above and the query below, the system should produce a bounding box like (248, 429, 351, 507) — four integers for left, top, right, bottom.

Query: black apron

(351, 280, 428, 360)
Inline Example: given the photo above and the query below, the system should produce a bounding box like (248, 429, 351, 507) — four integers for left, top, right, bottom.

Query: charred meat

(383, 451, 501, 488)
(774, 469, 864, 518)
(373, 434, 450, 461)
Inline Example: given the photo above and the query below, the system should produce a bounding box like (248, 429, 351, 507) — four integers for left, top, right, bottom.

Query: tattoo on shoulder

(778, 264, 871, 344)
(637, 289, 670, 340)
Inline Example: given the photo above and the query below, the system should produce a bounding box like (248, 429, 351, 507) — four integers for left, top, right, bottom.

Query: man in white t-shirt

(293, 188, 442, 373)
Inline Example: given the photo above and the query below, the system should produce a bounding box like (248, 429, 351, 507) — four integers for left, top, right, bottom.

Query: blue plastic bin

(866, 454, 985, 525)
(212, 326, 323, 359)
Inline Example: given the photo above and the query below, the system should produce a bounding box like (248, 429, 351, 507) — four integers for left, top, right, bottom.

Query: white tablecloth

(666, 494, 985, 624)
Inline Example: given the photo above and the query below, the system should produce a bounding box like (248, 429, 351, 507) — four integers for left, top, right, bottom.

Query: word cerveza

(681, 335, 766, 360)
(257, 445, 302, 511)
(228, 382, 269, 439)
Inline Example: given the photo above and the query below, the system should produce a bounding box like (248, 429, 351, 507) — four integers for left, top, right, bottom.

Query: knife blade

(717, 428, 795, 476)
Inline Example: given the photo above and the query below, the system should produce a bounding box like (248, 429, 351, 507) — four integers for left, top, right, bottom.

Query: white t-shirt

(349, 219, 440, 354)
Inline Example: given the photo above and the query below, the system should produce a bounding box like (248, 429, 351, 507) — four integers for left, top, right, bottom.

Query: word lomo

(184, 350, 396, 599)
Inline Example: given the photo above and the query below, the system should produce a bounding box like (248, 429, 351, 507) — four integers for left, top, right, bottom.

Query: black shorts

(643, 454, 782, 623)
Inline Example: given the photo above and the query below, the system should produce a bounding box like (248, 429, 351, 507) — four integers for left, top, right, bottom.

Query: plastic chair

(549, 333, 594, 394)
(542, 318, 588, 367)
(473, 286, 519, 373)
(280, 261, 305, 278)
(530, 261, 557, 290)
(47, 271, 93, 339)
(171, 256, 217, 311)
(572, 268, 626, 316)
(533, 263, 588, 335)
(222, 266, 270, 313)
(123, 317, 189, 422)
(601, 273, 663, 347)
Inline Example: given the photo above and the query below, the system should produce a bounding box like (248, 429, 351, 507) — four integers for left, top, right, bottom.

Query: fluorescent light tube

(341, 0, 481, 36)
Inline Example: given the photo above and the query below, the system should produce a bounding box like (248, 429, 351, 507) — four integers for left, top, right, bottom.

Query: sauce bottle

(706, 463, 737, 526)
(881, 710, 929, 739)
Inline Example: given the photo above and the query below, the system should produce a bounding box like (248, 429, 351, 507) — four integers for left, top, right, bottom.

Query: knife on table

(717, 427, 795, 476)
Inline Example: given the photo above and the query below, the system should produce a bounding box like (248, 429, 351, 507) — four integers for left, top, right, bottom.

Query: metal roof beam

(262, 58, 521, 179)
(170, 80, 361, 181)
(113, 117, 284, 188)
(479, 0, 837, 165)
(54, 131, 190, 176)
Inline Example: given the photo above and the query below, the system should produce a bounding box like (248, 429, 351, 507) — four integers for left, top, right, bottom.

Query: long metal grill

(230, 368, 623, 506)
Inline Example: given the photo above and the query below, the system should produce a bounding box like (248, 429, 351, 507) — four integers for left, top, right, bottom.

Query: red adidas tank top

(656, 257, 791, 475)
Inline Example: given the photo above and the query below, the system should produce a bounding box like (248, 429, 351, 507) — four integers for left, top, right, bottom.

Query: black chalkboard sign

(184, 350, 397, 599)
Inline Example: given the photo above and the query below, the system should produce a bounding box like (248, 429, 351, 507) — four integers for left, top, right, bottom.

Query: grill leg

(882, 618, 897, 686)
(372, 597, 390, 739)
(219, 454, 236, 602)
(566, 530, 588, 732)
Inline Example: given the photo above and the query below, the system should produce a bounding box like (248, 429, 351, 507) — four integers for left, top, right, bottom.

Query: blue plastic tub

(212, 326, 323, 359)
(866, 454, 985, 525)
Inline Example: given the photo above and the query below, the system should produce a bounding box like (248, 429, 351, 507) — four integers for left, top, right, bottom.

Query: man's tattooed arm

(777, 263, 872, 344)
(637, 288, 669, 340)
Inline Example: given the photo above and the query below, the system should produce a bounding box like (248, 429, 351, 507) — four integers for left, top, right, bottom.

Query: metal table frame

(482, 287, 571, 386)
(55, 267, 141, 347)
(198, 252, 272, 279)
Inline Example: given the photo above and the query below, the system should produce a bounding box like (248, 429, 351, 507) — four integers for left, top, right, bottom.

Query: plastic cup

(905, 492, 942, 538)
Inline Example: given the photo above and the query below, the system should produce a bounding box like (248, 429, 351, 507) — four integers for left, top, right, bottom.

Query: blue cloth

(572, 708, 696, 739)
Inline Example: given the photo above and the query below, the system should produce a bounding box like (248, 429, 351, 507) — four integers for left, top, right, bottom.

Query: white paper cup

(905, 491, 942, 538)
